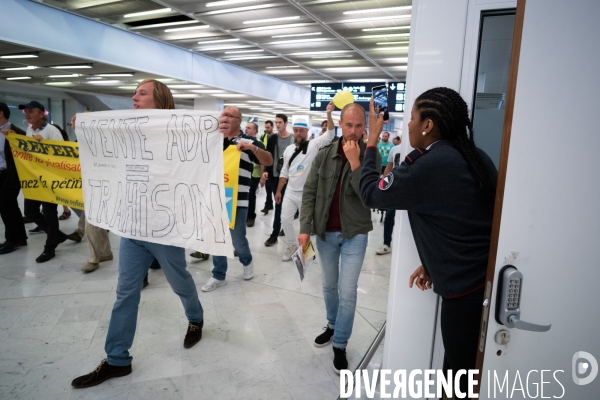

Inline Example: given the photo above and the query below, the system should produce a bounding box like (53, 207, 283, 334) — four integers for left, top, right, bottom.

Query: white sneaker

(201, 277, 227, 292)
(376, 245, 391, 255)
(282, 244, 296, 262)
(243, 262, 254, 280)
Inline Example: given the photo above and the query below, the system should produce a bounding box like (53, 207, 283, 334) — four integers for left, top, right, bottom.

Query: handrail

(337, 321, 386, 400)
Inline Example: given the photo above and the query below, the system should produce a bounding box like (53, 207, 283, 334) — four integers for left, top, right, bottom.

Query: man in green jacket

(298, 103, 380, 374)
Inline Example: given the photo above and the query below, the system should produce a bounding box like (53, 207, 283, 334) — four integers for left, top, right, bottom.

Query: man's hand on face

(218, 112, 232, 135)
(343, 140, 361, 171)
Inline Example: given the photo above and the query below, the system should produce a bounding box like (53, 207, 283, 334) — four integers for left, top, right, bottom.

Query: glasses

(223, 113, 241, 120)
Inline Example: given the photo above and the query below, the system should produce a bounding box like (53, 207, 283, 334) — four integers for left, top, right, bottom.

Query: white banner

(75, 109, 234, 257)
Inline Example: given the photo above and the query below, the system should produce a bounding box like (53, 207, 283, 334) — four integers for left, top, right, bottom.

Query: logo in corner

(573, 351, 598, 385)
(379, 173, 394, 190)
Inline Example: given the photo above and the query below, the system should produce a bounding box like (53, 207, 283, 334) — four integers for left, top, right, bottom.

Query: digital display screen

(310, 81, 406, 112)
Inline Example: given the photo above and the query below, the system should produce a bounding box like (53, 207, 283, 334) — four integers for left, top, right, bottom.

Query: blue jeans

(383, 209, 396, 246)
(316, 232, 368, 348)
(211, 207, 252, 280)
(105, 238, 204, 366)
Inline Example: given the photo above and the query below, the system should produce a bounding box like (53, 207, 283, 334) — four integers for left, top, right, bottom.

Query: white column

(193, 97, 224, 112)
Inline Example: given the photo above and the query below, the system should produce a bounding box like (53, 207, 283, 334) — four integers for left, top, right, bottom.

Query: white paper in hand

(292, 242, 316, 281)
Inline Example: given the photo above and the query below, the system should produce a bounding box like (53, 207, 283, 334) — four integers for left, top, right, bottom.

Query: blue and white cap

(292, 118, 309, 128)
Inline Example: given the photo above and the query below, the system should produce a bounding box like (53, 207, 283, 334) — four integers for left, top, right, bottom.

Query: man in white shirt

(276, 102, 335, 261)
(19, 101, 68, 262)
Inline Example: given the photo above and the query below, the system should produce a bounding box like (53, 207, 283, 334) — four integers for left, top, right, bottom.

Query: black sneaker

(23, 216, 33, 224)
(143, 273, 149, 288)
(264, 236, 278, 247)
(294, 210, 299, 220)
(279, 229, 285, 237)
(29, 226, 45, 234)
(36, 251, 55, 263)
(332, 347, 348, 374)
(71, 359, 131, 388)
(190, 251, 210, 260)
(0, 241, 27, 255)
(314, 326, 334, 348)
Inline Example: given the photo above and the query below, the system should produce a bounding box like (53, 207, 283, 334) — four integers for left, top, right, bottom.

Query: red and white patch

(379, 173, 394, 190)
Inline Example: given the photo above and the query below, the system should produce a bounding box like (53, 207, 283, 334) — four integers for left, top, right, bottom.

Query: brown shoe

(247, 219, 255, 227)
(99, 253, 113, 262)
(81, 262, 99, 273)
(71, 359, 131, 388)
(183, 320, 204, 348)
(66, 232, 82, 243)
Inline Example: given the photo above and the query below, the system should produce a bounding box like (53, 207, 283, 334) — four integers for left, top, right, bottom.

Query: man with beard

(276, 102, 334, 261)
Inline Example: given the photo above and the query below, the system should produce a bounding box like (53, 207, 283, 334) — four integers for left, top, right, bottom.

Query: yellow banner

(223, 145, 240, 229)
(6, 133, 84, 209)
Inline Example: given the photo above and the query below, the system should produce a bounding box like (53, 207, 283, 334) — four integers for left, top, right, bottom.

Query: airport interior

(0, 0, 599, 399)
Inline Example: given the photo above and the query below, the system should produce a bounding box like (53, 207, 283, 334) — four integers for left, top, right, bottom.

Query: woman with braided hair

(347, 87, 497, 395)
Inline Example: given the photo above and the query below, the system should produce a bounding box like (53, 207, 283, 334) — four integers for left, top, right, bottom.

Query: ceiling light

(167, 85, 205, 89)
(236, 22, 314, 32)
(156, 78, 176, 82)
(5, 76, 31, 80)
(376, 41, 409, 45)
(86, 80, 122, 85)
(131, 21, 198, 30)
(48, 74, 80, 78)
(198, 4, 275, 16)
(224, 49, 264, 54)
(96, 73, 135, 77)
(248, 107, 263, 109)
(323, 67, 374, 72)
(165, 25, 210, 32)
(272, 32, 322, 38)
(190, 90, 227, 93)
(350, 33, 410, 39)
(2, 66, 37, 71)
(343, 6, 411, 15)
(287, 50, 353, 56)
(173, 94, 200, 98)
(384, 57, 408, 63)
(52, 64, 93, 69)
(199, 45, 252, 51)
(222, 55, 278, 61)
(118, 85, 138, 89)
(310, 55, 353, 59)
(198, 38, 239, 44)
(375, 46, 409, 51)
(86, 77, 103, 80)
(265, 69, 305, 74)
(70, 0, 121, 10)
(45, 82, 74, 85)
(267, 38, 329, 45)
(212, 94, 248, 98)
(266, 65, 300, 69)
(124, 8, 171, 18)
(207, 0, 263, 6)
(334, 15, 411, 24)
(0, 52, 39, 59)
(244, 16, 300, 24)
(363, 26, 410, 32)
(223, 103, 250, 106)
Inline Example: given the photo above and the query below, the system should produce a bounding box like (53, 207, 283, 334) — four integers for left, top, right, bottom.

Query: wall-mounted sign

(310, 82, 406, 112)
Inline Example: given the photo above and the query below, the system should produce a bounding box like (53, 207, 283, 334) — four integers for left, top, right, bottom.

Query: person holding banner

(201, 106, 273, 292)
(0, 102, 28, 255)
(71, 79, 206, 388)
(16, 101, 69, 262)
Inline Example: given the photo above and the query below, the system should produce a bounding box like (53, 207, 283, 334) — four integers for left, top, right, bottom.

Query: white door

(480, 0, 600, 398)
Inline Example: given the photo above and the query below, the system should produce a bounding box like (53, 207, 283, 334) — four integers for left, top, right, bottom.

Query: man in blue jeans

(298, 103, 380, 374)
(201, 106, 273, 292)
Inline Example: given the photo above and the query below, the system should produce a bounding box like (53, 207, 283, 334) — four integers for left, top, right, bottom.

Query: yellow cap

(332, 90, 355, 109)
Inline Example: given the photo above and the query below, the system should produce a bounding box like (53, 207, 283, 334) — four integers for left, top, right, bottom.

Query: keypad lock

(496, 265, 551, 332)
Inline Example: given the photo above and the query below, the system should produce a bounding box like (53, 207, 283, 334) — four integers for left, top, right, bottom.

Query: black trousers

(268, 175, 286, 238)
(0, 172, 27, 243)
(24, 199, 67, 252)
(441, 287, 485, 396)
(247, 176, 260, 221)
(263, 176, 274, 210)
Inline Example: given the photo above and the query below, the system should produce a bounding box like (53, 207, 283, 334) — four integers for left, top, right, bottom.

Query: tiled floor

(0, 190, 391, 400)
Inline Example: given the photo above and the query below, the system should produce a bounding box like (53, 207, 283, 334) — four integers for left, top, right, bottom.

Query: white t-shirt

(387, 144, 402, 168)
(280, 128, 335, 192)
(26, 123, 63, 141)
